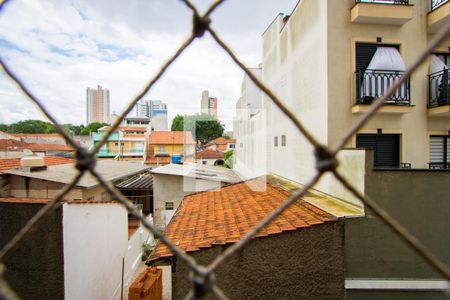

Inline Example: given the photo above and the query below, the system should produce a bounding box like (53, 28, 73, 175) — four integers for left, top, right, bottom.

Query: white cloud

(0, 0, 297, 129)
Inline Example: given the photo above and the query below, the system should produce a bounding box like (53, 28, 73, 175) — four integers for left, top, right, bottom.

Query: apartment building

(234, 1, 450, 298)
(93, 126, 147, 158)
(86, 85, 110, 124)
(200, 90, 218, 118)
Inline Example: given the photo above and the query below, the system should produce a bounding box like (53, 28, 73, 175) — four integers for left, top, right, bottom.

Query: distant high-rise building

(86, 85, 110, 124)
(200, 90, 218, 118)
(135, 100, 168, 131)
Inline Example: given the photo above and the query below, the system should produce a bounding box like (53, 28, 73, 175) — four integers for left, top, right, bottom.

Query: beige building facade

(257, 0, 450, 193)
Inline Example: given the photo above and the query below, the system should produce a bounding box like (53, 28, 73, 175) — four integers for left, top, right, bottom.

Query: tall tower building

(86, 85, 110, 124)
(200, 90, 218, 118)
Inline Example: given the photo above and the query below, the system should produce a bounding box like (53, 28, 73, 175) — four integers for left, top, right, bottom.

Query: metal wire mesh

(0, 0, 449, 299)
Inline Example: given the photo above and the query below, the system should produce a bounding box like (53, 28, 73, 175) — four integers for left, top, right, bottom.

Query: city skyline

(0, 0, 298, 130)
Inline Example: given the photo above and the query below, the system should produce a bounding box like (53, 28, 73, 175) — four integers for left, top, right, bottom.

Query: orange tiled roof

(195, 149, 225, 159)
(0, 156, 73, 173)
(149, 131, 195, 145)
(0, 139, 73, 152)
(0, 198, 50, 204)
(149, 178, 337, 261)
(207, 137, 236, 145)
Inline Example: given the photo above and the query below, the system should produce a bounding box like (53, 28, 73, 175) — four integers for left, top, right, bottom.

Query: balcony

(428, 0, 450, 33)
(428, 162, 450, 169)
(351, 0, 413, 25)
(352, 69, 414, 114)
(428, 68, 450, 116)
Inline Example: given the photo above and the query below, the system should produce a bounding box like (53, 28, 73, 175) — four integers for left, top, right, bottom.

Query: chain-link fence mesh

(0, 0, 449, 299)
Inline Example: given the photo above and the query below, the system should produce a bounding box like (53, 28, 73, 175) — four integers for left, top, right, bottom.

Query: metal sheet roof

(116, 171, 153, 189)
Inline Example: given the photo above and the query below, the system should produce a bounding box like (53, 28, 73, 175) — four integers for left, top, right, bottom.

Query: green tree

(171, 115, 184, 131)
(171, 113, 225, 144)
(224, 150, 233, 169)
(7, 120, 56, 134)
(0, 124, 9, 132)
(80, 122, 108, 135)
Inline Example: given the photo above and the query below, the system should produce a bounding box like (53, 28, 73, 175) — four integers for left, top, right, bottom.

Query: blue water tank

(171, 155, 182, 164)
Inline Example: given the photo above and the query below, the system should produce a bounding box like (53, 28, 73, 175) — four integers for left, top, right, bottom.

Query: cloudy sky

(0, 0, 297, 130)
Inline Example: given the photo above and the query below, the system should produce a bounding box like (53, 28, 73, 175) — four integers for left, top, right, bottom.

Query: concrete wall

(0, 202, 64, 300)
(345, 156, 450, 299)
(10, 175, 83, 199)
(262, 0, 329, 188)
(0, 150, 24, 158)
(123, 214, 155, 294)
(170, 222, 345, 300)
(63, 202, 129, 300)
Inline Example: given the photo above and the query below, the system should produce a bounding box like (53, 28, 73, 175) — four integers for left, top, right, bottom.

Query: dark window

(356, 133, 400, 168)
(429, 135, 450, 169)
(165, 202, 174, 210)
(274, 136, 278, 147)
(355, 43, 400, 72)
(281, 135, 286, 146)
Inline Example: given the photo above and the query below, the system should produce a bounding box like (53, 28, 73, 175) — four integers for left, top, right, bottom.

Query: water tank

(171, 155, 182, 164)
(20, 156, 45, 167)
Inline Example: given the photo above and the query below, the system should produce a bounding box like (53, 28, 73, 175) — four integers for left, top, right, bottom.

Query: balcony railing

(428, 162, 450, 169)
(428, 68, 450, 107)
(430, 0, 448, 11)
(355, 69, 410, 105)
(356, 0, 409, 4)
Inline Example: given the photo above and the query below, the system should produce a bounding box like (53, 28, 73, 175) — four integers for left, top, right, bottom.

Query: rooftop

(0, 156, 73, 174)
(151, 163, 241, 183)
(116, 171, 153, 189)
(0, 197, 50, 204)
(149, 131, 195, 145)
(206, 137, 236, 145)
(149, 177, 344, 261)
(0, 139, 73, 152)
(6, 160, 150, 188)
(195, 149, 225, 159)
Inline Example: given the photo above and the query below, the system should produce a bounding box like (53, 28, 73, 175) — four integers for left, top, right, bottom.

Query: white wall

(63, 203, 152, 300)
(123, 214, 154, 292)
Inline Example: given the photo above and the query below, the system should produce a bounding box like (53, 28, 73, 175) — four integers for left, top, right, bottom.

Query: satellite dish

(23, 149, 34, 156)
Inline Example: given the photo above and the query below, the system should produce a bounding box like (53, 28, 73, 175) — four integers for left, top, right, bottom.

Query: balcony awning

(367, 46, 405, 71)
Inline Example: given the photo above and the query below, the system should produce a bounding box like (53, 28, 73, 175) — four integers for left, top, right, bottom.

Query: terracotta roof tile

(0, 139, 73, 151)
(149, 131, 195, 145)
(195, 149, 225, 159)
(149, 178, 337, 261)
(0, 198, 50, 204)
(0, 156, 73, 173)
(207, 137, 236, 145)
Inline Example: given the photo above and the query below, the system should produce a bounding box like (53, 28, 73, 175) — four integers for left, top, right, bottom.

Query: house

(93, 126, 147, 158)
(0, 197, 154, 300)
(150, 163, 241, 229)
(0, 139, 74, 158)
(0, 156, 156, 299)
(195, 149, 225, 166)
(144, 131, 196, 168)
(204, 137, 236, 152)
(0, 156, 73, 197)
(5, 158, 150, 201)
(233, 1, 450, 298)
(148, 177, 362, 299)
